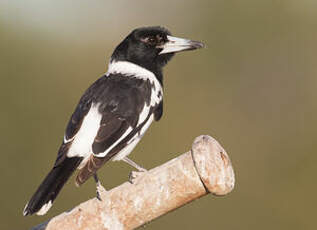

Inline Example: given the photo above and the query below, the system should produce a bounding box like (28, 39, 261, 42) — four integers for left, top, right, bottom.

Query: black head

(111, 26, 204, 77)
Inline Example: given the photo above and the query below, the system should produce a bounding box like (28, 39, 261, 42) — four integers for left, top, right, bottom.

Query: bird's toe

(128, 170, 146, 184)
(96, 182, 107, 201)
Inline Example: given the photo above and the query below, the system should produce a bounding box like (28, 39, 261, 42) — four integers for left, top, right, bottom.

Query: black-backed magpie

(23, 26, 204, 216)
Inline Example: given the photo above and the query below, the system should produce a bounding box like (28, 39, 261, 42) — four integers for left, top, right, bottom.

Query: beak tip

(193, 41, 205, 49)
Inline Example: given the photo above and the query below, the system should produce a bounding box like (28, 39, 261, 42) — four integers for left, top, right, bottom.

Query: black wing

(75, 74, 157, 185)
(50, 73, 157, 185)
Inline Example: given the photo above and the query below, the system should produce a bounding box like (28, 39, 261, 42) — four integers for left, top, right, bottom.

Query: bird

(23, 26, 204, 216)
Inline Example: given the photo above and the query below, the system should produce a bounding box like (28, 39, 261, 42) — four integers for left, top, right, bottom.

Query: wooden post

(31, 135, 235, 230)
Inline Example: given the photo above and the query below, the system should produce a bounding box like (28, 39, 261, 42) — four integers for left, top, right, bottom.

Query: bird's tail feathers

(23, 157, 82, 216)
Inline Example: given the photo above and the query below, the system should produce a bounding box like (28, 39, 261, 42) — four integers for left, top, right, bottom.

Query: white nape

(107, 60, 156, 82)
(107, 61, 163, 106)
(36, 200, 53, 216)
(67, 103, 102, 158)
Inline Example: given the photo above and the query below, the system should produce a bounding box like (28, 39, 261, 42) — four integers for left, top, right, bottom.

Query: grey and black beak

(159, 35, 204, 55)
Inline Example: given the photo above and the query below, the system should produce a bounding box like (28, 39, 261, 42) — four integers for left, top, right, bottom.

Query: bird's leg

(123, 156, 147, 171)
(93, 173, 107, 201)
(122, 157, 147, 184)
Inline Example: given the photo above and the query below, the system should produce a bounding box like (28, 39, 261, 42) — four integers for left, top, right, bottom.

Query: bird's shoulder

(66, 74, 152, 133)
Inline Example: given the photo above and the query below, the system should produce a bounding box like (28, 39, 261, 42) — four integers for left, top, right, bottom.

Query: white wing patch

(67, 103, 102, 158)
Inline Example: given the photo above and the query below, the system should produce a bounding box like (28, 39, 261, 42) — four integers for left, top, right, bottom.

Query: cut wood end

(191, 135, 235, 196)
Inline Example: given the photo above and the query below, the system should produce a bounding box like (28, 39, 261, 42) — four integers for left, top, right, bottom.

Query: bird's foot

(128, 169, 147, 184)
(96, 182, 107, 201)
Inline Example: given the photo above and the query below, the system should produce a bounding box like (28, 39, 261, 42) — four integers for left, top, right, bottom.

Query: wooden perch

(31, 135, 235, 230)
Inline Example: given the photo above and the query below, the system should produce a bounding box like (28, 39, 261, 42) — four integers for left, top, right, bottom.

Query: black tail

(23, 157, 82, 216)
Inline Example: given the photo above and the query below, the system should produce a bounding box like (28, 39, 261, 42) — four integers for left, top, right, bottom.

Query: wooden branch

(31, 135, 235, 230)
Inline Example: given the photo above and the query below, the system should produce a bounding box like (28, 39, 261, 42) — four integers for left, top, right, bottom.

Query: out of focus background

(1, 0, 317, 229)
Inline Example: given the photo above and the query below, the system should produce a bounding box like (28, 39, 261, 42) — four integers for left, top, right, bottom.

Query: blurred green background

(1, 0, 317, 229)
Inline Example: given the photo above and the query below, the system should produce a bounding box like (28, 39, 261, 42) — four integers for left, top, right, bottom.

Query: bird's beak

(159, 35, 204, 55)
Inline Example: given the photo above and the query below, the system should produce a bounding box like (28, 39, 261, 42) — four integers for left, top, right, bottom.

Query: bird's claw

(128, 170, 147, 184)
(96, 182, 107, 201)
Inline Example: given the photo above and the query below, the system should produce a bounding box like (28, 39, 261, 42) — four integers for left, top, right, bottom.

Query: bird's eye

(141, 36, 157, 45)
(148, 37, 156, 44)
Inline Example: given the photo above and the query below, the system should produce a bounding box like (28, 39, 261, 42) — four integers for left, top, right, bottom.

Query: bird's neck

(107, 60, 163, 86)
